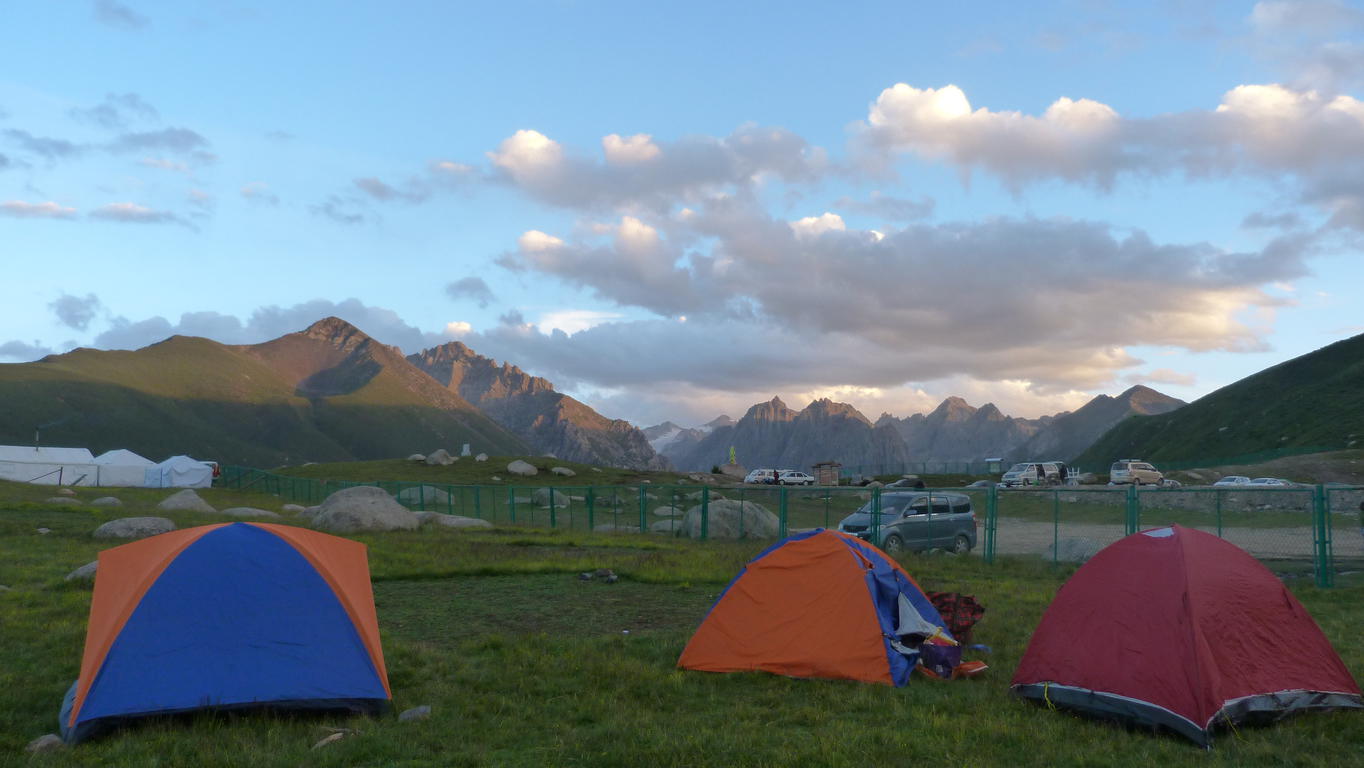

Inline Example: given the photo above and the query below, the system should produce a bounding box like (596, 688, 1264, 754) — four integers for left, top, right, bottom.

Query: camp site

(1, 454, 1361, 767)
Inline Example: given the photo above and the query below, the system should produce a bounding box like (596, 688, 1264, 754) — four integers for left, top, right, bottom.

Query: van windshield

(1110, 462, 1126, 471)
(1007, 463, 1031, 473)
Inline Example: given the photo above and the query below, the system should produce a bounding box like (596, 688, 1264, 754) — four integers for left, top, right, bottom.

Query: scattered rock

(300, 505, 322, 519)
(26, 734, 63, 753)
(220, 507, 282, 518)
(550, 466, 576, 477)
(282, 503, 307, 514)
(491, 476, 502, 482)
(66, 561, 98, 581)
(312, 486, 419, 533)
(594, 568, 614, 578)
(37, 527, 51, 534)
(312, 732, 347, 750)
(44, 497, 82, 506)
(90, 496, 123, 508)
(593, 524, 640, 533)
(649, 519, 681, 534)
(425, 449, 455, 466)
(579, 572, 594, 580)
(605, 573, 619, 584)
(157, 489, 217, 515)
(419, 512, 493, 529)
(653, 506, 683, 517)
(395, 485, 452, 506)
(532, 487, 571, 508)
(678, 499, 779, 539)
(407, 453, 427, 462)
(688, 473, 704, 482)
(475, 453, 488, 462)
(864, 481, 884, 489)
(507, 460, 538, 477)
(591, 467, 602, 473)
(398, 705, 431, 722)
(57, 488, 77, 497)
(93, 517, 176, 539)
(1047, 537, 1103, 564)
(0, 584, 11, 592)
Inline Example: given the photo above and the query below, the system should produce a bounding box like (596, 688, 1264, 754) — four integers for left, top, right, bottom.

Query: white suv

(1109, 460, 1163, 486)
(779, 471, 815, 486)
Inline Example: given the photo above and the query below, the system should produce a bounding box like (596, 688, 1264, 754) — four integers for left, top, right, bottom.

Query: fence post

(508, 486, 517, 525)
(701, 486, 709, 540)
(1052, 489, 1060, 565)
(984, 484, 996, 564)
(549, 487, 557, 529)
(1313, 484, 1334, 589)
(1125, 484, 1139, 535)
(779, 486, 788, 539)
(638, 486, 647, 532)
(587, 486, 595, 531)
(1215, 490, 1223, 538)
(823, 490, 830, 529)
(870, 487, 881, 545)
(474, 485, 483, 520)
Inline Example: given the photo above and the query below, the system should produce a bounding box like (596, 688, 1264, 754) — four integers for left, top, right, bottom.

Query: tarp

(678, 529, 954, 686)
(0, 445, 97, 486)
(93, 449, 155, 487)
(1012, 525, 1362, 745)
(143, 455, 213, 488)
(61, 522, 391, 743)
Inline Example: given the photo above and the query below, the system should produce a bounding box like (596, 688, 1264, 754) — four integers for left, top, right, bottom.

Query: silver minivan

(1109, 459, 1163, 486)
(836, 492, 977, 554)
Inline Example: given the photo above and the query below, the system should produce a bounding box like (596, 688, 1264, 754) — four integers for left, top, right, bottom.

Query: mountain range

(653, 385, 1185, 473)
(0, 318, 664, 468)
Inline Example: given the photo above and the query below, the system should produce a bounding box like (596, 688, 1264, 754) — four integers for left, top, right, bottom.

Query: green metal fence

(218, 466, 1351, 587)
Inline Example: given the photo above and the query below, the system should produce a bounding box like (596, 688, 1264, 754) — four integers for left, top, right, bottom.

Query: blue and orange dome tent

(678, 529, 957, 686)
(60, 522, 391, 744)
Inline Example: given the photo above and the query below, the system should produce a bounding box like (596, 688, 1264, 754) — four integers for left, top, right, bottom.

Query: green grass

(2, 480, 1362, 766)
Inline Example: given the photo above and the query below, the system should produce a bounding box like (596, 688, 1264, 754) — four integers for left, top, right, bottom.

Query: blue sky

(1, 0, 1361, 426)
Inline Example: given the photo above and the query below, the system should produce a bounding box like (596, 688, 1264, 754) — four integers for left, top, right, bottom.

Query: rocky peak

(745, 397, 795, 423)
(704, 415, 735, 430)
(799, 398, 872, 426)
(303, 316, 368, 347)
(973, 403, 1006, 422)
(930, 396, 977, 422)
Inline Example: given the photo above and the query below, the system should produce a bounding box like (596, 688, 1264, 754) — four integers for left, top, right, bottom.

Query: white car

(1213, 476, 1251, 487)
(743, 469, 778, 484)
(1248, 477, 1294, 487)
(1109, 460, 1163, 486)
(778, 471, 816, 486)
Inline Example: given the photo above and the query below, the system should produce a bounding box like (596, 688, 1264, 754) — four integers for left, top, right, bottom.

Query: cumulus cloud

(0, 340, 53, 361)
(445, 277, 496, 308)
(91, 299, 460, 354)
(92, 0, 148, 29)
(49, 294, 103, 331)
(70, 92, 158, 130)
(1, 200, 76, 219)
(3, 129, 82, 160)
(485, 124, 828, 211)
(106, 127, 212, 163)
(89, 202, 190, 227)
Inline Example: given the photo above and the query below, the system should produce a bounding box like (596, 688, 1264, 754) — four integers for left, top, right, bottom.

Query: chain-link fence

(219, 466, 1350, 587)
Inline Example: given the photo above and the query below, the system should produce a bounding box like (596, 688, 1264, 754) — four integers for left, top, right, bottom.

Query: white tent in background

(0, 446, 97, 486)
(93, 449, 156, 487)
(144, 455, 214, 488)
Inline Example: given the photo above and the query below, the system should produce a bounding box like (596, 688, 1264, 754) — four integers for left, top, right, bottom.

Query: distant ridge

(1077, 333, 1364, 466)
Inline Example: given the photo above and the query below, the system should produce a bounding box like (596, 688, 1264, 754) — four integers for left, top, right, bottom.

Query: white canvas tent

(0, 446, 98, 486)
(144, 455, 214, 488)
(93, 449, 156, 487)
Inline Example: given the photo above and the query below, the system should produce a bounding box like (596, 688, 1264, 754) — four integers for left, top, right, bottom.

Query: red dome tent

(1013, 525, 1360, 746)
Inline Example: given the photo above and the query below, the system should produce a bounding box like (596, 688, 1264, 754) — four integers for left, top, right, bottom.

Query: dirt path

(992, 516, 1364, 561)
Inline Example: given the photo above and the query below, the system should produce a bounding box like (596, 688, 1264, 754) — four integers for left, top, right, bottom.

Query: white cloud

(789, 212, 846, 239)
(488, 129, 565, 183)
(536, 309, 624, 335)
(1, 200, 76, 219)
(89, 202, 188, 226)
(602, 133, 662, 165)
(445, 321, 473, 337)
(517, 230, 565, 252)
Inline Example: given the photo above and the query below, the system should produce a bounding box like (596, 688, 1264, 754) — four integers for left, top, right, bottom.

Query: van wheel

(883, 534, 904, 554)
(1132, 478, 1141, 487)
(953, 535, 971, 555)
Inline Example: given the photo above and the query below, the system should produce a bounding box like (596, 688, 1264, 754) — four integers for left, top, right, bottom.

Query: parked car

(1248, 477, 1294, 487)
(778, 471, 816, 486)
(743, 469, 778, 484)
(1108, 460, 1163, 486)
(1000, 461, 1067, 487)
(1159, 478, 1183, 488)
(836, 492, 977, 554)
(966, 479, 994, 489)
(1213, 475, 1252, 487)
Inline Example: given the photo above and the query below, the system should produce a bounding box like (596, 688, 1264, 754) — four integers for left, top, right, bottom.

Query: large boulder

(90, 496, 123, 508)
(407, 453, 427, 462)
(532, 487, 571, 508)
(475, 453, 488, 462)
(282, 503, 307, 514)
(313, 486, 420, 533)
(157, 489, 216, 514)
(649, 519, 682, 534)
(395, 485, 452, 507)
(1047, 537, 1103, 563)
(678, 499, 778, 539)
(507, 460, 537, 477)
(550, 466, 576, 477)
(220, 507, 282, 519)
(94, 517, 176, 539)
(425, 449, 455, 466)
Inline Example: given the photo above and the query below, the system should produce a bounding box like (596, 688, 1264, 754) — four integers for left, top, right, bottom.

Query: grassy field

(2, 480, 1361, 766)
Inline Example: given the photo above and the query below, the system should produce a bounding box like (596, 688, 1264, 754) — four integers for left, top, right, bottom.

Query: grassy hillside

(0, 328, 528, 466)
(273, 456, 693, 486)
(1077, 333, 1364, 467)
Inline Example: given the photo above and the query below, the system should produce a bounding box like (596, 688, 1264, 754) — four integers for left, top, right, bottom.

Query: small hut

(811, 461, 842, 486)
